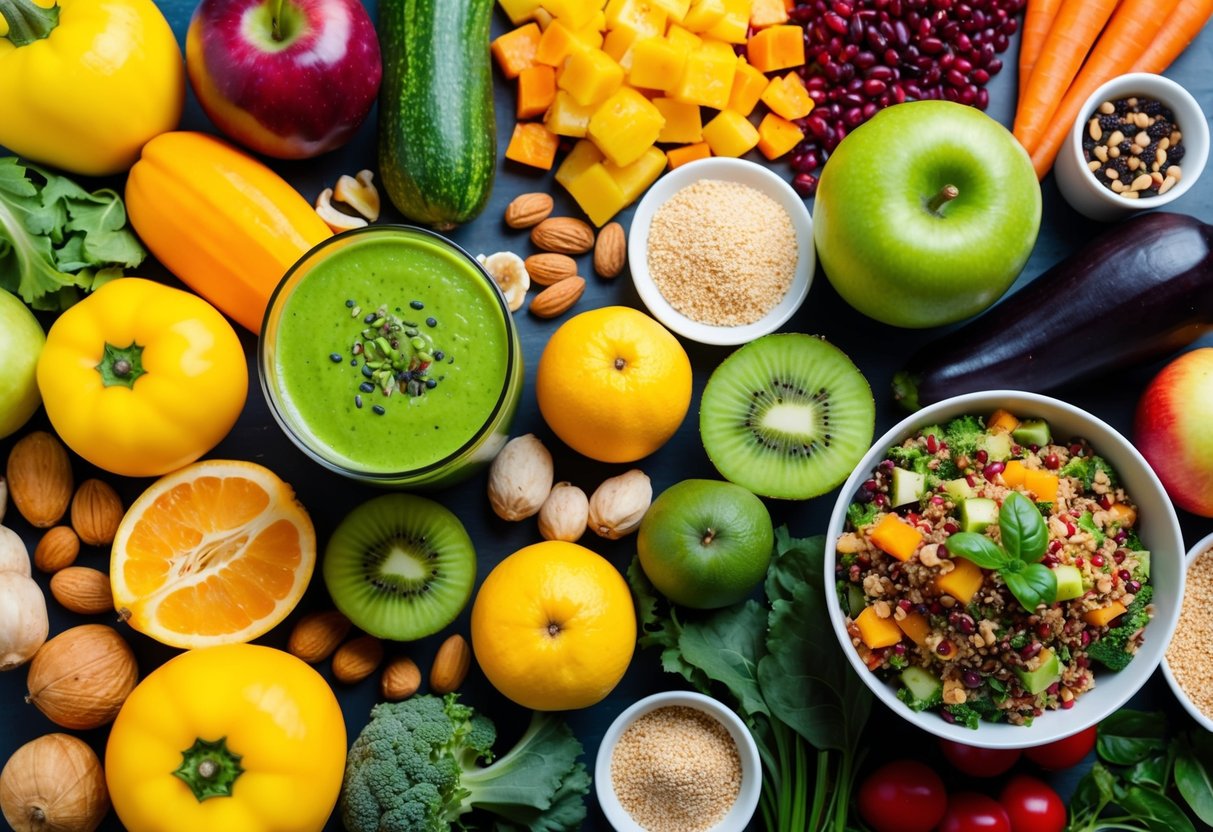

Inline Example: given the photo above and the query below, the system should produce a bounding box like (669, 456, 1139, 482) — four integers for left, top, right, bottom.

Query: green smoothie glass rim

(257, 224, 520, 484)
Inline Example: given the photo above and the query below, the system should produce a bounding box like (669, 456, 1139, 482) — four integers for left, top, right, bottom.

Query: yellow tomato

(105, 644, 346, 832)
(36, 278, 247, 477)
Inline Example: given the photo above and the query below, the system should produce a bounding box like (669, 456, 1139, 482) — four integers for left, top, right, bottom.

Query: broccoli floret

(1077, 511, 1105, 546)
(340, 694, 590, 832)
(944, 415, 986, 458)
(1059, 455, 1119, 492)
(1087, 585, 1154, 672)
(847, 501, 880, 529)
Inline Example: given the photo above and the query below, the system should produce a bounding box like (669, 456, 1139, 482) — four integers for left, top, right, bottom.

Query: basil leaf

(999, 491, 1048, 562)
(1115, 786, 1196, 832)
(1003, 562, 1057, 611)
(1098, 710, 1168, 765)
(1176, 735, 1213, 825)
(945, 532, 1010, 569)
(1070, 763, 1116, 826)
(1125, 754, 1169, 791)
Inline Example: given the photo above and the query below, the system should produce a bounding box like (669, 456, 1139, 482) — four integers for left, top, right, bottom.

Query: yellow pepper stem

(0, 0, 60, 46)
(173, 737, 245, 803)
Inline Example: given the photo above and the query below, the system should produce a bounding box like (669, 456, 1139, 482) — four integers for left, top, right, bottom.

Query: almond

(430, 633, 472, 694)
(505, 192, 554, 229)
(531, 217, 594, 254)
(529, 276, 586, 319)
(594, 222, 627, 278)
(71, 479, 123, 547)
(381, 656, 422, 701)
(34, 526, 80, 574)
(6, 432, 73, 528)
(288, 610, 352, 664)
(50, 566, 113, 615)
(524, 252, 578, 286)
(331, 634, 383, 684)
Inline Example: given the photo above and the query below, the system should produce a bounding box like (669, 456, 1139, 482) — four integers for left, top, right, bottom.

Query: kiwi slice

(323, 494, 476, 641)
(699, 333, 875, 500)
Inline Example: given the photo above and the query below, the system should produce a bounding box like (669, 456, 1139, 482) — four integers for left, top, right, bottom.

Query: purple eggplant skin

(892, 212, 1213, 411)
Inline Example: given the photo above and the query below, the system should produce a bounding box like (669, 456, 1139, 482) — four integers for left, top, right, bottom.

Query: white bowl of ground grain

(595, 690, 761, 832)
(629, 157, 813, 346)
(1162, 530, 1213, 733)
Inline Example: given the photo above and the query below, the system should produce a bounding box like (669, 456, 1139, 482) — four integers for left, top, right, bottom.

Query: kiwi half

(323, 494, 476, 641)
(699, 333, 875, 500)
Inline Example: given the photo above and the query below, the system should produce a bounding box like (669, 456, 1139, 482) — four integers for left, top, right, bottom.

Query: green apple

(814, 100, 1042, 328)
(0, 289, 44, 438)
(637, 479, 773, 609)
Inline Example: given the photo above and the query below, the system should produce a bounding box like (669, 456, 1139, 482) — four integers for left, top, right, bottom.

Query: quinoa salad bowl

(825, 391, 1185, 749)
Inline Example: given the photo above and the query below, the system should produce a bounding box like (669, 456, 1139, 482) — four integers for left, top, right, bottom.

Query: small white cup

(1160, 531, 1213, 733)
(1054, 72, 1208, 222)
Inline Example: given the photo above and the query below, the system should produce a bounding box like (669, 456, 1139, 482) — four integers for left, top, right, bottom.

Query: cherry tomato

(856, 759, 948, 832)
(999, 774, 1066, 832)
(1022, 725, 1096, 771)
(938, 739, 1021, 777)
(937, 791, 1012, 832)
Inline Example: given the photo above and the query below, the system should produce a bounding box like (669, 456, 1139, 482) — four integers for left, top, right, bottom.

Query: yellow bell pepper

(105, 644, 347, 832)
(0, 0, 184, 176)
(36, 277, 248, 478)
(125, 132, 333, 334)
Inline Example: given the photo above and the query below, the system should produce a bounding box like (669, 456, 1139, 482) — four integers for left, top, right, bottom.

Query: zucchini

(893, 212, 1213, 410)
(377, 0, 496, 230)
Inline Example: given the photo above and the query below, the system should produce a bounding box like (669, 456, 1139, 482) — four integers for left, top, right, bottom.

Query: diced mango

(701, 109, 759, 157)
(749, 0, 788, 27)
(517, 65, 558, 119)
(499, 0, 544, 25)
(727, 57, 768, 116)
(603, 145, 666, 203)
(504, 122, 560, 170)
(935, 557, 984, 605)
(1084, 601, 1128, 627)
(987, 409, 1020, 434)
(629, 37, 690, 91)
(555, 139, 605, 188)
(746, 24, 805, 72)
(573, 18, 606, 48)
(761, 72, 814, 119)
(1024, 469, 1059, 504)
(588, 86, 665, 166)
(667, 141, 711, 168)
(492, 23, 542, 80)
(558, 48, 625, 107)
(653, 97, 703, 143)
(673, 41, 736, 109)
(651, 0, 691, 20)
(896, 611, 931, 647)
(868, 513, 923, 562)
(602, 26, 638, 65)
(534, 7, 555, 27)
(683, 0, 725, 31)
(605, 0, 668, 34)
(542, 0, 601, 30)
(856, 606, 904, 649)
(563, 162, 629, 226)
(756, 112, 804, 159)
(666, 23, 703, 50)
(536, 20, 586, 66)
(1109, 502, 1137, 527)
(704, 0, 752, 42)
(544, 90, 596, 136)
(1002, 459, 1027, 488)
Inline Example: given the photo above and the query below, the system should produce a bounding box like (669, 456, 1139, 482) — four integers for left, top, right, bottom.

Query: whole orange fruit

(535, 306, 692, 463)
(470, 540, 635, 711)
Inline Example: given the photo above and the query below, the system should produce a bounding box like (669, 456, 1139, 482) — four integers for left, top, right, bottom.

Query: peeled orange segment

(110, 460, 316, 649)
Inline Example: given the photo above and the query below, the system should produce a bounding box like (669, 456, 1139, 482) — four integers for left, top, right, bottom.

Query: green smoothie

(264, 227, 520, 484)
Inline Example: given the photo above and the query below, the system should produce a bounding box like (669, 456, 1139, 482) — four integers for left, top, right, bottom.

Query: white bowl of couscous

(1161, 530, 1213, 733)
(594, 690, 761, 832)
(628, 157, 814, 346)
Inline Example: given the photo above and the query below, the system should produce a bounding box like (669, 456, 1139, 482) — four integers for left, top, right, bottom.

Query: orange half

(110, 460, 316, 649)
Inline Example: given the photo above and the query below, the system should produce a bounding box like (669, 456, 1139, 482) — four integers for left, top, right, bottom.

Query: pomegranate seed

(1114, 530, 1127, 544)
(1049, 540, 1063, 554)
(1047, 682, 1059, 695)
(975, 449, 988, 463)
(936, 640, 953, 656)
(985, 461, 1005, 476)
(1075, 557, 1085, 567)
(1020, 642, 1041, 660)
(1062, 699, 1075, 710)
(1127, 580, 1142, 593)
(899, 599, 914, 611)
(1114, 549, 1127, 564)
(926, 433, 938, 453)
(1042, 554, 1059, 567)
(1118, 569, 1131, 581)
(1099, 495, 1113, 510)
(1036, 623, 1051, 638)
(930, 495, 945, 505)
(962, 670, 982, 688)
(1091, 554, 1106, 568)
(1065, 520, 1077, 537)
(792, 172, 819, 197)
(833, 0, 854, 15)
(1044, 453, 1060, 469)
(893, 642, 907, 655)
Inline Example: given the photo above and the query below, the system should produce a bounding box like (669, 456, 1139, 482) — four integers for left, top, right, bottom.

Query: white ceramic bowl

(1054, 72, 1209, 222)
(825, 390, 1185, 748)
(627, 157, 814, 345)
(595, 690, 762, 832)
(1160, 531, 1213, 733)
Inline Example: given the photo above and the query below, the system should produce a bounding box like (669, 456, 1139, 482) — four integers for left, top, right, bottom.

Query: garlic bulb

(0, 571, 47, 671)
(0, 525, 29, 576)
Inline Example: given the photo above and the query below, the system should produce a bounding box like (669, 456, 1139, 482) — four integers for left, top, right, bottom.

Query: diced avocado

(1132, 551, 1150, 581)
(891, 468, 926, 507)
(943, 478, 975, 501)
(900, 666, 942, 706)
(958, 497, 999, 533)
(978, 431, 1012, 461)
(1053, 564, 1084, 601)
(1011, 418, 1052, 448)
(846, 584, 866, 618)
(1015, 647, 1061, 695)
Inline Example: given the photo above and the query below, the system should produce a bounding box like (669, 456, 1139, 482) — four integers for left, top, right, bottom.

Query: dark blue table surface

(2, 2, 1212, 830)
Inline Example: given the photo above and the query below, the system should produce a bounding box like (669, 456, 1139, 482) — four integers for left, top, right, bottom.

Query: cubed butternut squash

(517, 65, 558, 119)
(504, 122, 560, 170)
(1002, 459, 1027, 488)
(558, 48, 625, 107)
(667, 141, 711, 167)
(1109, 502, 1137, 527)
(746, 24, 805, 72)
(756, 112, 804, 159)
(673, 40, 737, 109)
(536, 20, 587, 66)
(603, 145, 667, 204)
(1084, 601, 1128, 627)
(605, 0, 668, 34)
(573, 18, 607, 48)
(987, 409, 1020, 434)
(492, 23, 542, 80)
(629, 37, 690, 91)
(666, 22, 703, 50)
(588, 86, 665, 166)
(555, 138, 605, 187)
(563, 162, 630, 227)
(542, 0, 601, 30)
(545, 90, 596, 136)
(760, 72, 814, 120)
(653, 97, 703, 143)
(602, 26, 639, 66)
(727, 57, 768, 116)
(499, 0, 544, 25)
(704, 0, 753, 42)
(651, 0, 691, 20)
(701, 109, 759, 157)
(1024, 469, 1059, 504)
(855, 606, 904, 649)
(935, 556, 985, 605)
(896, 611, 931, 647)
(682, 0, 725, 31)
(868, 513, 923, 562)
(749, 0, 788, 27)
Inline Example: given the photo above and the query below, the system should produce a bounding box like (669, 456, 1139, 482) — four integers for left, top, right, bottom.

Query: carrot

(1129, 0, 1213, 73)
(1028, 0, 1183, 179)
(1016, 0, 1064, 105)
(1012, 0, 1119, 153)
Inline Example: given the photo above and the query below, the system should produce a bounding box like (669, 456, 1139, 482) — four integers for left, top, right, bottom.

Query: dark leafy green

(1175, 734, 1213, 825)
(1115, 788, 1196, 832)
(1098, 710, 1168, 765)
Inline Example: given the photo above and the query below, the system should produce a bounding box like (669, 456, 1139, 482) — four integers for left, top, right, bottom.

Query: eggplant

(892, 212, 1213, 410)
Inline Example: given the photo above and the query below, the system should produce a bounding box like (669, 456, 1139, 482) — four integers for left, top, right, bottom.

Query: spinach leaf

(1175, 733, 1213, 825)
(1124, 754, 1169, 791)
(945, 532, 1009, 569)
(1000, 491, 1048, 561)
(766, 526, 823, 604)
(1002, 562, 1057, 611)
(678, 601, 770, 720)
(1115, 787, 1196, 832)
(1098, 710, 1168, 765)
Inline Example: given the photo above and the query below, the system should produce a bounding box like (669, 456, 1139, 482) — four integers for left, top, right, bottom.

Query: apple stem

(926, 184, 959, 214)
(0, 0, 60, 46)
(270, 0, 285, 41)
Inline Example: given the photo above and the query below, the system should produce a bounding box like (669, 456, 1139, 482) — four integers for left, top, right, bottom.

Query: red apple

(186, 0, 381, 159)
(1134, 347, 1213, 517)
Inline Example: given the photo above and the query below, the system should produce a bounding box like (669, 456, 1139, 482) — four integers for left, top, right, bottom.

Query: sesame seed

(1166, 548, 1213, 720)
